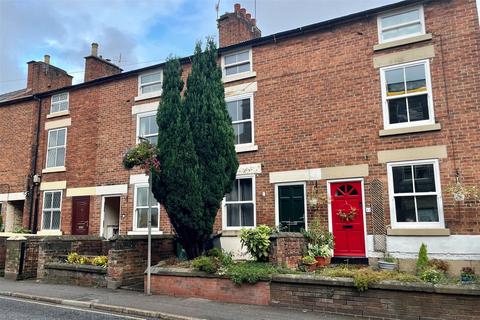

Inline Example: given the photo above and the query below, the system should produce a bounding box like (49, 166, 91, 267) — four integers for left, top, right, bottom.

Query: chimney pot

(44, 55, 50, 64)
(251, 18, 256, 25)
(240, 8, 246, 16)
(234, 3, 241, 12)
(91, 43, 98, 57)
(246, 13, 251, 20)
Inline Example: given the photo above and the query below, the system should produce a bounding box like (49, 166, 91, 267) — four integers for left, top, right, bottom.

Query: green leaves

(240, 225, 273, 262)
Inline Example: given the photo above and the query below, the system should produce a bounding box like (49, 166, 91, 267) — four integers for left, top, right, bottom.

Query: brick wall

(270, 275, 480, 319)
(43, 263, 107, 288)
(269, 232, 306, 269)
(218, 4, 261, 47)
(84, 56, 122, 82)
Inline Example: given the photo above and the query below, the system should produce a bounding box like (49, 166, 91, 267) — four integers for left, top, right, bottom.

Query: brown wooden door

(72, 196, 90, 235)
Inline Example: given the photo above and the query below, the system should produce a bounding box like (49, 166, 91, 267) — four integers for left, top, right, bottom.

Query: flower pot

(315, 256, 331, 267)
(460, 274, 475, 283)
(304, 263, 317, 272)
(378, 260, 397, 270)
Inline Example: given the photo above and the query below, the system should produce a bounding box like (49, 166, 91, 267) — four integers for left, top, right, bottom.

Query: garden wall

(43, 262, 107, 288)
(269, 232, 305, 269)
(270, 274, 480, 320)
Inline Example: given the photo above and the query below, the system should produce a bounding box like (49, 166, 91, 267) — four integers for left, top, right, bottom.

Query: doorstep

(331, 257, 369, 265)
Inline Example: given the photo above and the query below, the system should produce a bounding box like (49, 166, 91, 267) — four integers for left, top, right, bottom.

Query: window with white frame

(50, 92, 69, 113)
(224, 176, 255, 228)
(387, 160, 443, 228)
(138, 70, 162, 96)
(134, 184, 159, 230)
(227, 95, 253, 145)
(46, 128, 67, 168)
(42, 191, 62, 230)
(223, 50, 251, 77)
(137, 112, 159, 144)
(378, 6, 425, 43)
(380, 60, 433, 129)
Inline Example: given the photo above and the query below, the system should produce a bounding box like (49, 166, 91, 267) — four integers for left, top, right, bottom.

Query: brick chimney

(218, 3, 261, 48)
(84, 43, 122, 82)
(26, 55, 73, 94)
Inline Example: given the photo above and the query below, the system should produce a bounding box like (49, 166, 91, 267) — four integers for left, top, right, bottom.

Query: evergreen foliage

(416, 243, 429, 274)
(152, 39, 238, 259)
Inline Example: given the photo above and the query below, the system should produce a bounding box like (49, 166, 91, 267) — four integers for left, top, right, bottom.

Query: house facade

(0, 0, 479, 268)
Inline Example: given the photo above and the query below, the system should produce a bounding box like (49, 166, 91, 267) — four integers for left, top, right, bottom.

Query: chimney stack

(84, 42, 122, 82)
(217, 3, 261, 48)
(26, 55, 72, 94)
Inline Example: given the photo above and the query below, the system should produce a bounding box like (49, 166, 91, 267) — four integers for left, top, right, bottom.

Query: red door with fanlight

(330, 181, 365, 257)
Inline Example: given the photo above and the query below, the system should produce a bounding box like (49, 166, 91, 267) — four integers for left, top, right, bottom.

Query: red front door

(72, 196, 90, 235)
(330, 181, 365, 257)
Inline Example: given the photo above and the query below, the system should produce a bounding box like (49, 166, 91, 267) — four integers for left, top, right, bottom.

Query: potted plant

(460, 267, 476, 283)
(378, 252, 397, 270)
(302, 220, 334, 267)
(301, 255, 317, 272)
(307, 243, 332, 266)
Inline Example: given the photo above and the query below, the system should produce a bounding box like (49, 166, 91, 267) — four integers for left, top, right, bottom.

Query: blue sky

(1, 0, 479, 94)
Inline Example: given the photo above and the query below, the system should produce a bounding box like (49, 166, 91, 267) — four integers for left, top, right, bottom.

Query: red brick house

(0, 0, 479, 271)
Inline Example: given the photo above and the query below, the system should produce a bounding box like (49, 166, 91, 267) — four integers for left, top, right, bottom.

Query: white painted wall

(216, 236, 251, 260)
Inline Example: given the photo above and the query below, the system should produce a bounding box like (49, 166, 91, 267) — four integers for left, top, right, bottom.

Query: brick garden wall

(269, 232, 306, 269)
(43, 263, 107, 288)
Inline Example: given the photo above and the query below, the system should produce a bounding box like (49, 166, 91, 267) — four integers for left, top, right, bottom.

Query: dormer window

(51, 92, 69, 113)
(378, 6, 425, 43)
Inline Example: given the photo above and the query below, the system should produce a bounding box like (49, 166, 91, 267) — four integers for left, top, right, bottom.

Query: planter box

(43, 262, 107, 288)
(149, 266, 270, 305)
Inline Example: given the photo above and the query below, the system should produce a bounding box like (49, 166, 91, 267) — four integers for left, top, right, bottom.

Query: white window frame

(45, 127, 67, 169)
(226, 93, 255, 151)
(136, 111, 158, 144)
(377, 5, 425, 43)
(41, 190, 62, 231)
(50, 92, 69, 114)
(380, 59, 435, 130)
(221, 49, 253, 79)
(133, 183, 160, 232)
(222, 174, 256, 230)
(387, 159, 444, 229)
(137, 69, 163, 100)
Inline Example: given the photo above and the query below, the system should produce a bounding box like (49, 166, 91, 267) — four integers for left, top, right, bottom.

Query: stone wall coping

(270, 232, 304, 239)
(111, 234, 174, 241)
(271, 274, 480, 296)
(45, 262, 107, 274)
(149, 266, 227, 279)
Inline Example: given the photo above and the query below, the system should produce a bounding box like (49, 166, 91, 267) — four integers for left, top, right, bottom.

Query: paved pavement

(0, 295, 155, 320)
(0, 278, 354, 320)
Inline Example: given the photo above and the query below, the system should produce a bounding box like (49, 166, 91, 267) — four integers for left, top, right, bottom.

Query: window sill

(387, 228, 450, 236)
(223, 71, 256, 84)
(236, 144, 258, 153)
(127, 230, 163, 235)
(37, 230, 63, 236)
(46, 110, 70, 119)
(134, 92, 162, 102)
(42, 166, 66, 174)
(379, 123, 441, 136)
(374, 33, 432, 51)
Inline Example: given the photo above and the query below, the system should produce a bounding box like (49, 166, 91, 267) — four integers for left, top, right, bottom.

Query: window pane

(139, 117, 150, 136)
(238, 122, 252, 144)
(57, 129, 66, 146)
(414, 164, 435, 192)
(408, 95, 429, 122)
(239, 178, 252, 201)
(147, 135, 158, 145)
(388, 98, 408, 124)
(227, 101, 238, 121)
(48, 130, 58, 147)
(44, 192, 53, 209)
(237, 51, 249, 62)
(406, 64, 426, 93)
(382, 23, 422, 41)
(151, 208, 159, 228)
(141, 83, 162, 94)
(225, 65, 237, 76)
(385, 68, 405, 96)
(51, 103, 59, 113)
(141, 72, 161, 84)
(392, 166, 413, 193)
(43, 210, 51, 229)
(416, 196, 439, 222)
(382, 9, 420, 28)
(59, 101, 68, 111)
(56, 147, 65, 167)
(51, 210, 61, 229)
(52, 192, 61, 209)
(137, 187, 148, 206)
(224, 54, 237, 65)
(239, 99, 251, 120)
(395, 196, 416, 222)
(241, 203, 254, 226)
(47, 149, 57, 168)
(149, 116, 158, 135)
(237, 62, 250, 73)
(226, 204, 240, 227)
(226, 180, 239, 201)
(137, 208, 148, 228)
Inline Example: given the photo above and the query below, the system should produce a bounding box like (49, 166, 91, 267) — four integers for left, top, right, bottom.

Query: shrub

(226, 262, 279, 285)
(307, 243, 332, 258)
(240, 225, 273, 262)
(67, 252, 81, 264)
(207, 248, 233, 267)
(13, 226, 31, 234)
(92, 256, 108, 268)
(420, 268, 444, 284)
(301, 255, 316, 265)
(416, 243, 429, 274)
(301, 220, 334, 255)
(429, 259, 449, 273)
(192, 256, 220, 274)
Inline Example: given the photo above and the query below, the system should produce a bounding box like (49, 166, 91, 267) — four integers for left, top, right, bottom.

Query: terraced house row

(0, 0, 479, 269)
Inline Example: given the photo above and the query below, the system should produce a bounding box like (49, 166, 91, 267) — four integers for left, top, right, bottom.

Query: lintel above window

(378, 6, 425, 44)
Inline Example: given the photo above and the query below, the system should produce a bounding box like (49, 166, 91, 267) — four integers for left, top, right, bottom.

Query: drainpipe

(28, 95, 42, 233)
